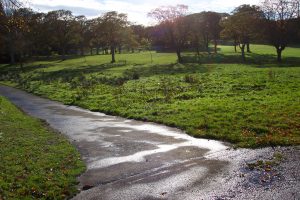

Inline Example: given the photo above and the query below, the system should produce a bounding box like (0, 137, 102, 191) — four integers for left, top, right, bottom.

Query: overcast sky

(22, 0, 262, 25)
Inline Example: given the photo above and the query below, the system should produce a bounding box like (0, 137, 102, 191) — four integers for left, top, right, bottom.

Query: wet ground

(0, 85, 299, 200)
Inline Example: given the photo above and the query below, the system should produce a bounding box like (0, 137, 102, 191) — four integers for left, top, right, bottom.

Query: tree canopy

(0, 0, 299, 64)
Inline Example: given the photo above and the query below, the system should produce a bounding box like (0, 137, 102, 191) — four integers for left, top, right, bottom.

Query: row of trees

(148, 0, 300, 62)
(221, 0, 300, 62)
(148, 6, 226, 63)
(0, 0, 300, 65)
(0, 0, 141, 64)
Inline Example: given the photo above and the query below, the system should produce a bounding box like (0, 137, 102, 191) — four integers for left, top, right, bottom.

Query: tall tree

(148, 4, 189, 63)
(233, 5, 264, 53)
(186, 13, 204, 55)
(187, 12, 224, 54)
(13, 8, 33, 68)
(45, 10, 75, 60)
(221, 5, 263, 61)
(131, 25, 147, 43)
(85, 19, 96, 55)
(201, 12, 223, 53)
(120, 27, 139, 53)
(101, 11, 129, 63)
(261, 0, 299, 62)
(0, 0, 25, 64)
(89, 17, 106, 55)
(220, 16, 239, 52)
(74, 15, 87, 56)
(207, 12, 223, 54)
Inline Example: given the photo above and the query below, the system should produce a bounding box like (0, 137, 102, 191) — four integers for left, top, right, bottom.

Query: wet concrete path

(2, 85, 298, 200)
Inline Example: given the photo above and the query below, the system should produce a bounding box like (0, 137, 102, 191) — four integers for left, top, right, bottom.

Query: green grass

(0, 96, 85, 199)
(0, 44, 299, 148)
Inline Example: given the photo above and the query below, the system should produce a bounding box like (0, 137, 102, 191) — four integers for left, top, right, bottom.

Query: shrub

(184, 74, 199, 84)
(123, 67, 140, 80)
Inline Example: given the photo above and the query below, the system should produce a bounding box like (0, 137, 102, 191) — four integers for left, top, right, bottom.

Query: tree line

(0, 0, 299, 65)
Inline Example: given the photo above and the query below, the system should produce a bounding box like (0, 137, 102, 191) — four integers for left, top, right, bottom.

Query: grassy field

(0, 44, 299, 147)
(0, 96, 85, 199)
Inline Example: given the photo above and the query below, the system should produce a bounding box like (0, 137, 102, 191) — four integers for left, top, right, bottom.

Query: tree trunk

(196, 46, 200, 56)
(19, 51, 24, 71)
(96, 46, 99, 55)
(276, 48, 282, 63)
(150, 51, 153, 63)
(80, 45, 84, 56)
(9, 49, 15, 65)
(90, 48, 93, 55)
(62, 47, 66, 60)
(239, 44, 246, 62)
(203, 33, 209, 53)
(8, 35, 15, 64)
(111, 46, 116, 63)
(234, 39, 237, 53)
(46, 48, 51, 59)
(119, 46, 122, 54)
(176, 48, 182, 63)
(214, 39, 217, 54)
(246, 43, 251, 53)
(206, 40, 209, 53)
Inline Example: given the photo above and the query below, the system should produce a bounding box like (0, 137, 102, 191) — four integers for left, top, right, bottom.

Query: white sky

(22, 0, 262, 25)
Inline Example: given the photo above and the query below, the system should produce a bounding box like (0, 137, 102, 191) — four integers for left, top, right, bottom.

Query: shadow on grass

(132, 63, 210, 77)
(22, 62, 211, 83)
(29, 55, 87, 62)
(181, 52, 300, 67)
(1, 52, 300, 83)
(0, 54, 107, 73)
(28, 62, 128, 81)
(0, 64, 10, 71)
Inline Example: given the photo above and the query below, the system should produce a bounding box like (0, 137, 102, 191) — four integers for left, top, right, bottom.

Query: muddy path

(0, 85, 299, 200)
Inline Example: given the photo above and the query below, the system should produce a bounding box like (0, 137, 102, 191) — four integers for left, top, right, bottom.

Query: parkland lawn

(0, 44, 299, 147)
(0, 96, 85, 199)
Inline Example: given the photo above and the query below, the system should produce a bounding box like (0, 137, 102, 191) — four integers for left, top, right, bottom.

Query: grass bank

(0, 44, 299, 147)
(0, 96, 85, 199)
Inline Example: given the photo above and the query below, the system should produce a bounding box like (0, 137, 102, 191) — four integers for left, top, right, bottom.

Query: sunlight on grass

(0, 44, 299, 147)
(0, 96, 85, 199)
